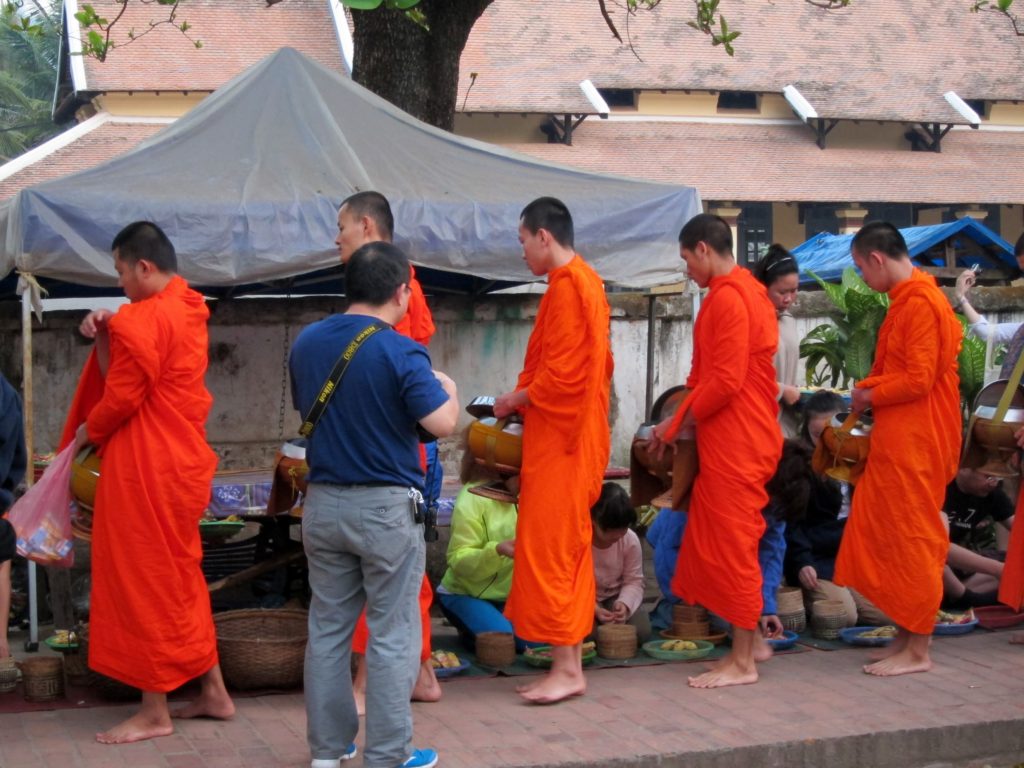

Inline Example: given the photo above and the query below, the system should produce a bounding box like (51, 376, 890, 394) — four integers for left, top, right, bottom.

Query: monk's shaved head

(851, 221, 908, 261)
(111, 221, 177, 273)
(679, 213, 732, 257)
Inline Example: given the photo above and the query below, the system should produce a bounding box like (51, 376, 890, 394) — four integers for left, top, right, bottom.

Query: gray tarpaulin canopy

(0, 47, 700, 296)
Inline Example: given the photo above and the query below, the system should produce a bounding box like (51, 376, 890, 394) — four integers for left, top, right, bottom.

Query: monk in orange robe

(834, 222, 962, 676)
(335, 190, 441, 708)
(653, 213, 781, 689)
(64, 222, 233, 743)
(495, 196, 613, 704)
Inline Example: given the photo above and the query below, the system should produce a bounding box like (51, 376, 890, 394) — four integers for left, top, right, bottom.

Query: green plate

(522, 645, 597, 668)
(642, 639, 713, 661)
(44, 635, 78, 651)
(198, 520, 245, 542)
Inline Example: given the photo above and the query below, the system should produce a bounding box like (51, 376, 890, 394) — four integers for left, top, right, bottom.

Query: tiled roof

(459, 0, 1024, 122)
(506, 120, 1024, 204)
(0, 117, 162, 200)
(72, 0, 344, 92)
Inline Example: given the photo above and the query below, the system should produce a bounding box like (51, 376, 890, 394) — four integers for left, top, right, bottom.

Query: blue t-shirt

(289, 314, 449, 490)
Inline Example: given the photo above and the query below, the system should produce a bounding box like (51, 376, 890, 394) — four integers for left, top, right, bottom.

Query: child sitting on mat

(590, 482, 651, 642)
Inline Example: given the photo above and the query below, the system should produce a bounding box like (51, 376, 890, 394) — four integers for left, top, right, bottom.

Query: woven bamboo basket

(79, 624, 141, 701)
(672, 604, 708, 623)
(778, 609, 807, 634)
(0, 657, 18, 694)
(670, 621, 710, 639)
(18, 657, 65, 702)
(596, 624, 637, 660)
(214, 608, 308, 690)
(811, 600, 849, 639)
(475, 631, 516, 667)
(62, 650, 91, 687)
(776, 586, 804, 614)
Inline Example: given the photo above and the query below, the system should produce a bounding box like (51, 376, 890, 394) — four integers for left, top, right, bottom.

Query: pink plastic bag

(6, 443, 76, 568)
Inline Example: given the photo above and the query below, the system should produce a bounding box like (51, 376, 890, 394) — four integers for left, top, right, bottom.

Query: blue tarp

(792, 219, 1016, 284)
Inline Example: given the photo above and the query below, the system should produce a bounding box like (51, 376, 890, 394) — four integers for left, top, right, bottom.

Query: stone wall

(2, 284, 1022, 473)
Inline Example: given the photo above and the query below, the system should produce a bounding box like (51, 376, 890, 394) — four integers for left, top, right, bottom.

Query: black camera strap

(299, 322, 385, 439)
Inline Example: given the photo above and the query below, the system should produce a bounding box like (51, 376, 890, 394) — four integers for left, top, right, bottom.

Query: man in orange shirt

(69, 222, 233, 743)
(335, 191, 441, 707)
(654, 213, 781, 689)
(495, 197, 613, 704)
(835, 222, 961, 676)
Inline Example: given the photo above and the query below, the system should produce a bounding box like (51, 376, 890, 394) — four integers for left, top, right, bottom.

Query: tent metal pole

(21, 288, 39, 651)
(645, 294, 656, 421)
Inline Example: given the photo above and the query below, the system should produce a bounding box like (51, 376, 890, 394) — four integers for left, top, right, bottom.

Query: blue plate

(765, 630, 798, 650)
(839, 626, 897, 647)
(433, 658, 470, 679)
(933, 618, 979, 636)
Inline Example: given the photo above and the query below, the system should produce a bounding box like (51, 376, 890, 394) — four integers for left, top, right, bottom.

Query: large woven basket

(0, 657, 18, 694)
(776, 586, 804, 614)
(475, 631, 516, 667)
(811, 600, 849, 639)
(78, 624, 141, 701)
(672, 604, 708, 623)
(214, 608, 308, 690)
(596, 624, 637, 660)
(778, 609, 807, 634)
(18, 657, 64, 702)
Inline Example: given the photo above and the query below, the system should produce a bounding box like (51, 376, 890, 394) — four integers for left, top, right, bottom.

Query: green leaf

(389, 0, 421, 8)
(811, 274, 848, 314)
(997, 0, 1013, 11)
(845, 328, 876, 381)
(956, 317, 987, 406)
(342, 0, 385, 9)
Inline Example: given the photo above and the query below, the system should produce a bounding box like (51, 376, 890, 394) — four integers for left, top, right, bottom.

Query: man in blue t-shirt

(291, 241, 458, 768)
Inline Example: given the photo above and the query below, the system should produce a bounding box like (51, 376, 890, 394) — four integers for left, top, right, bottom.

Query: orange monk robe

(504, 254, 613, 645)
(353, 265, 436, 662)
(72, 276, 218, 691)
(835, 269, 961, 635)
(668, 266, 781, 631)
(393, 265, 436, 346)
(999, 491, 1024, 611)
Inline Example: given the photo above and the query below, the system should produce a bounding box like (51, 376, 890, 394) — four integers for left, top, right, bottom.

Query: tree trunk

(350, 0, 493, 132)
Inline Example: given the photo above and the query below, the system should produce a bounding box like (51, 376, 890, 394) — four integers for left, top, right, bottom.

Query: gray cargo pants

(303, 483, 424, 768)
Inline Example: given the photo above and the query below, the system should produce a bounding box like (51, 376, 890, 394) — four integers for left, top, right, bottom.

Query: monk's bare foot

(752, 636, 774, 663)
(514, 676, 545, 694)
(1010, 632, 1024, 645)
(172, 691, 235, 720)
(867, 630, 918, 660)
(96, 711, 174, 744)
(411, 660, 442, 703)
(688, 657, 758, 689)
(863, 648, 931, 677)
(518, 669, 586, 704)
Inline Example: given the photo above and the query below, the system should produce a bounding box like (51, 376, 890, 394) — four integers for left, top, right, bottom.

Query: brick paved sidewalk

(2, 629, 1023, 768)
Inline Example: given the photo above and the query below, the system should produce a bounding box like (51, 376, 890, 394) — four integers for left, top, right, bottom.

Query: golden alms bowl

(970, 405, 1024, 478)
(815, 411, 872, 483)
(70, 447, 101, 511)
(467, 417, 523, 474)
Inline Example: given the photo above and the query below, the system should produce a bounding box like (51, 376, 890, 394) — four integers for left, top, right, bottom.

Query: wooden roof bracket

(813, 118, 839, 149)
(909, 122, 954, 152)
(546, 114, 589, 145)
